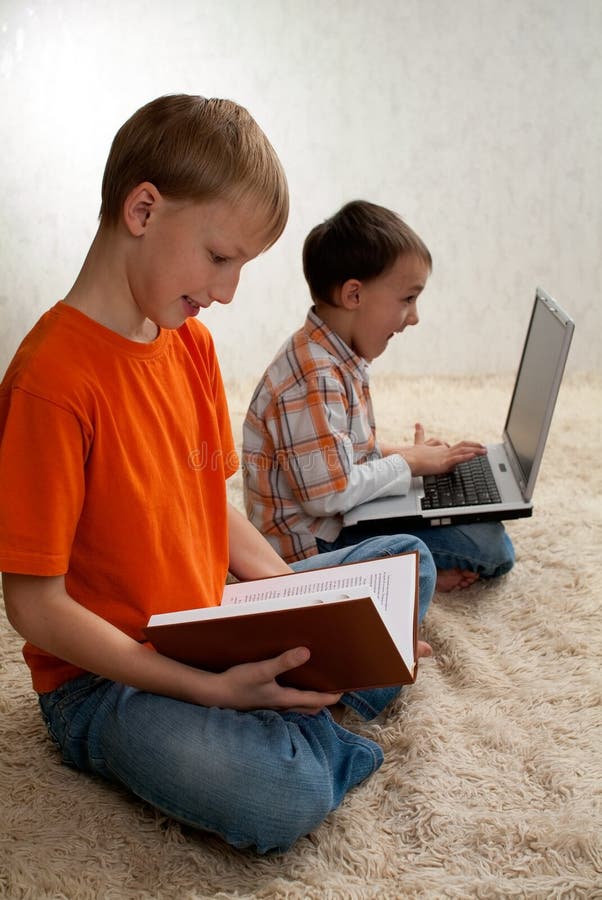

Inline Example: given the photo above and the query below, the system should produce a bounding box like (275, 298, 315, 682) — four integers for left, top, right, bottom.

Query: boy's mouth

(183, 295, 201, 312)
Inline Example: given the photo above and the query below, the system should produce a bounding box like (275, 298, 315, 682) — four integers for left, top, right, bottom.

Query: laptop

(343, 287, 574, 532)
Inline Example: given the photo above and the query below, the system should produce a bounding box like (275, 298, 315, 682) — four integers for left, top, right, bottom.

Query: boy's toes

(436, 568, 479, 592)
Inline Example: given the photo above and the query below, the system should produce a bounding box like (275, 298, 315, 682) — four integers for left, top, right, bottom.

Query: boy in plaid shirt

(243, 200, 514, 591)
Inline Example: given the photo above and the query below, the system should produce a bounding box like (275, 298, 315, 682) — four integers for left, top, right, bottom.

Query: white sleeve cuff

(302, 453, 411, 517)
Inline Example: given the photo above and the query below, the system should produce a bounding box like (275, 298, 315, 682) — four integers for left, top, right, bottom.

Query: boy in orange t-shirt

(0, 96, 435, 853)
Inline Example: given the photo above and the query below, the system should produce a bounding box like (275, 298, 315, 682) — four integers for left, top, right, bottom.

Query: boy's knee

(210, 710, 383, 853)
(497, 531, 515, 576)
(476, 523, 515, 577)
(254, 773, 333, 853)
(214, 745, 335, 853)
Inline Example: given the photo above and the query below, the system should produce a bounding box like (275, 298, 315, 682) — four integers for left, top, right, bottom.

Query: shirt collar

(304, 307, 369, 381)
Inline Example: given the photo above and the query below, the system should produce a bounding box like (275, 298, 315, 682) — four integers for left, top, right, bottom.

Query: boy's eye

(210, 252, 228, 264)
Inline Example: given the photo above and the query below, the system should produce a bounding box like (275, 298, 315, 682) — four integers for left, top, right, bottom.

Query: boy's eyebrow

(221, 244, 253, 259)
(238, 243, 269, 261)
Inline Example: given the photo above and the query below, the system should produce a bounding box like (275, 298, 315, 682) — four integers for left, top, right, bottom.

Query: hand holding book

(144, 552, 421, 694)
(210, 645, 344, 714)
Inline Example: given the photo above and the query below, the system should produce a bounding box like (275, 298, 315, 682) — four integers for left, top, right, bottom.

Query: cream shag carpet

(1, 373, 601, 900)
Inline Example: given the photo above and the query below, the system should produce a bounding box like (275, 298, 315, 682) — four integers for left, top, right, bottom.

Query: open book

(144, 551, 419, 693)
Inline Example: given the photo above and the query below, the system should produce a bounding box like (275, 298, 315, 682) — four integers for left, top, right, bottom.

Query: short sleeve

(179, 320, 238, 479)
(0, 388, 87, 575)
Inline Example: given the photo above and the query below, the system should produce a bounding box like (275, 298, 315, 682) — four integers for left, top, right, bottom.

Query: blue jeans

(319, 521, 515, 580)
(38, 536, 435, 854)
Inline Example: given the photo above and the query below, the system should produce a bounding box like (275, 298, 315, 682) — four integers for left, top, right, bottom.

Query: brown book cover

(143, 552, 418, 693)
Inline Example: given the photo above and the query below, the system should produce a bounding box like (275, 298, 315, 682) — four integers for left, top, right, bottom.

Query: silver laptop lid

(503, 287, 574, 501)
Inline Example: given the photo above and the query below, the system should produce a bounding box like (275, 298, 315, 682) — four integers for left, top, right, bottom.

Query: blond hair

(100, 94, 288, 247)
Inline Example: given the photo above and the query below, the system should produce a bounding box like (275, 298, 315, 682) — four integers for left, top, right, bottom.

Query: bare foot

(436, 567, 480, 592)
(418, 639, 433, 658)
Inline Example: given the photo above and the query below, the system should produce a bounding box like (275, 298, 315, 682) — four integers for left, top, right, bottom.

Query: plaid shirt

(242, 309, 410, 561)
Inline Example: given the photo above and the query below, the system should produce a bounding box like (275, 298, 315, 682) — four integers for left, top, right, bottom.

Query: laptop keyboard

(421, 455, 501, 510)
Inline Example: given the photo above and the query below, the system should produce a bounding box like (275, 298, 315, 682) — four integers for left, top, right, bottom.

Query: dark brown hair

(302, 200, 432, 304)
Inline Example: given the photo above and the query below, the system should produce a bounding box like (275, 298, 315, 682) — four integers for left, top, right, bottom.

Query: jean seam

(341, 692, 381, 720)
(329, 722, 384, 769)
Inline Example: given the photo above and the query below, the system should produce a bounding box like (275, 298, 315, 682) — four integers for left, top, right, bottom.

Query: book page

(147, 586, 369, 627)
(223, 570, 374, 605)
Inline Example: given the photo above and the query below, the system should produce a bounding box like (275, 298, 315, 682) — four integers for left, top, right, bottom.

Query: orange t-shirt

(0, 303, 237, 693)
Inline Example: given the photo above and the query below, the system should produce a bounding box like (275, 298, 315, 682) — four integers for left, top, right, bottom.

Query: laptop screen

(503, 289, 574, 498)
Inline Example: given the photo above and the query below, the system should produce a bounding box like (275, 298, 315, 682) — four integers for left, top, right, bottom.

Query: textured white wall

(1, 0, 600, 381)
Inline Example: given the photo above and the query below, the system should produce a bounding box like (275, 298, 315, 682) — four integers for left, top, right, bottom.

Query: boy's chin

(369, 336, 395, 361)
(351, 337, 388, 362)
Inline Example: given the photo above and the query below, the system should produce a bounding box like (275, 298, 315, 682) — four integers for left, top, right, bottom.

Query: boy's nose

(210, 270, 241, 305)
(211, 293, 234, 306)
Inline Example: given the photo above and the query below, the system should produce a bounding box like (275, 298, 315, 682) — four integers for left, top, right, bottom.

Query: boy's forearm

(2, 573, 339, 714)
(227, 503, 292, 581)
(2, 573, 224, 707)
(300, 455, 411, 517)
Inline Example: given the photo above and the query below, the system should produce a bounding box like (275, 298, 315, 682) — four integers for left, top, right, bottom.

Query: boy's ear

(122, 182, 161, 237)
(338, 278, 363, 310)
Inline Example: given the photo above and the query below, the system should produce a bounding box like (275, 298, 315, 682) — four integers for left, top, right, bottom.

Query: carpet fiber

(1, 373, 601, 899)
